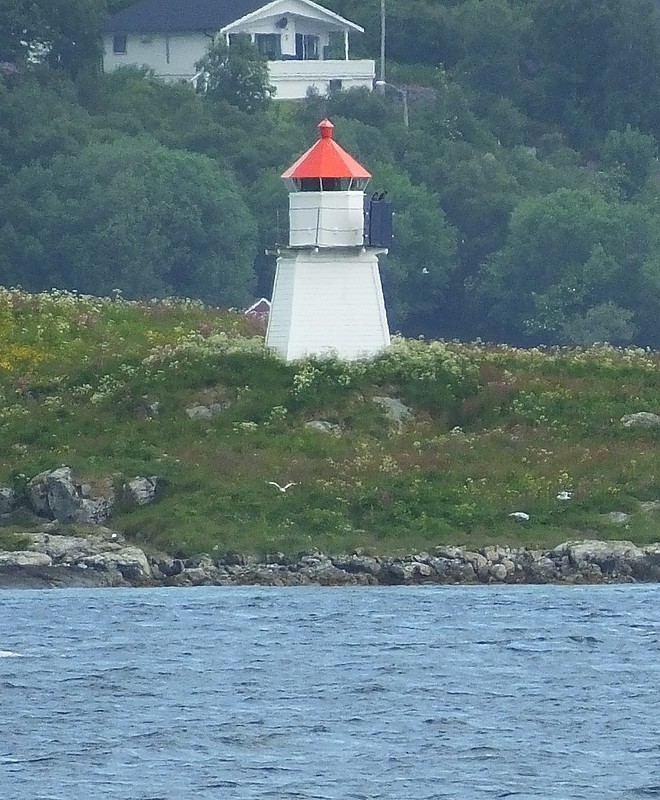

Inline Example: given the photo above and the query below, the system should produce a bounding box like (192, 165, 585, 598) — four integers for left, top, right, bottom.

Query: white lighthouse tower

(265, 118, 391, 361)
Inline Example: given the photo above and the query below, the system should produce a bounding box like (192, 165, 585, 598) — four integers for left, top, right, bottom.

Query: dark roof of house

(101, 0, 268, 34)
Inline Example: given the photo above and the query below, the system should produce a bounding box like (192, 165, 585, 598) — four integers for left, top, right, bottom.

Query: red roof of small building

(281, 119, 371, 180)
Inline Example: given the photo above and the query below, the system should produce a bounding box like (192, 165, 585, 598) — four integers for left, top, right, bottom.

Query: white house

(101, 0, 375, 100)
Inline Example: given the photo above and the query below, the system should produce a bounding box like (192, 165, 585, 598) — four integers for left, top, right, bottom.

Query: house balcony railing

(267, 58, 375, 100)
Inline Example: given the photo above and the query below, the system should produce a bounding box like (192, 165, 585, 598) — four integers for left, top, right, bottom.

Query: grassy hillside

(1, 288, 659, 558)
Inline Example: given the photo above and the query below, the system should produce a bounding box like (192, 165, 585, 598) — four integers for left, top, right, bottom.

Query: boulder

(0, 487, 17, 515)
(489, 563, 508, 581)
(26, 467, 113, 524)
(122, 476, 159, 506)
(602, 511, 631, 525)
(372, 396, 414, 430)
(185, 403, 228, 420)
(80, 546, 153, 583)
(639, 501, 660, 514)
(0, 551, 53, 567)
(331, 554, 382, 575)
(304, 420, 342, 435)
(621, 412, 660, 428)
(525, 555, 560, 583)
(558, 540, 645, 577)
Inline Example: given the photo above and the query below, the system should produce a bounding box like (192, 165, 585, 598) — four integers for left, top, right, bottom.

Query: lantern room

(282, 118, 372, 248)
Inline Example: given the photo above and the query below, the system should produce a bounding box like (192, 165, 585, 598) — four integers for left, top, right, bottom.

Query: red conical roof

(281, 119, 371, 180)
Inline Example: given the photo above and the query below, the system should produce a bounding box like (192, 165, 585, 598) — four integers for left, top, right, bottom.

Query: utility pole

(378, 0, 386, 92)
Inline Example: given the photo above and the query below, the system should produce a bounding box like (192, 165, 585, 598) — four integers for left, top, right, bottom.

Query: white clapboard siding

(265, 250, 390, 361)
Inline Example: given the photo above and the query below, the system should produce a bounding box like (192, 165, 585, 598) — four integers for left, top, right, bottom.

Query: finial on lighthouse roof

(281, 118, 371, 180)
(319, 118, 334, 139)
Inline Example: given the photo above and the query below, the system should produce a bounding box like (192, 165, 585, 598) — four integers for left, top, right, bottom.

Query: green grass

(1, 287, 660, 558)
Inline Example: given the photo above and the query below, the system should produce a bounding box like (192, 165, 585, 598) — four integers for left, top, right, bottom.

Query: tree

(0, 138, 258, 307)
(0, 0, 106, 76)
(369, 161, 459, 335)
(600, 125, 657, 199)
(472, 187, 657, 344)
(526, 0, 660, 142)
(0, 71, 91, 177)
(196, 36, 275, 113)
(447, 0, 532, 100)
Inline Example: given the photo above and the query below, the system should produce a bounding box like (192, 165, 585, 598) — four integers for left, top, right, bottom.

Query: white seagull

(267, 481, 297, 493)
(508, 512, 530, 522)
(556, 491, 572, 501)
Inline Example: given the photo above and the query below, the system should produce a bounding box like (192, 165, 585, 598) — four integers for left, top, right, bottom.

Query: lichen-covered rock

(552, 539, 645, 581)
(122, 476, 159, 506)
(372, 396, 414, 430)
(621, 412, 660, 428)
(185, 403, 228, 420)
(489, 563, 508, 581)
(331, 554, 381, 575)
(602, 511, 631, 525)
(304, 420, 342, 435)
(0, 551, 53, 567)
(0, 487, 17, 515)
(26, 467, 113, 524)
(80, 546, 153, 583)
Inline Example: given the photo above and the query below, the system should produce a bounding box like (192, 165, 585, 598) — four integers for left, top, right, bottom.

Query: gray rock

(526, 556, 559, 582)
(185, 403, 228, 420)
(123, 476, 159, 506)
(560, 540, 644, 577)
(26, 467, 113, 524)
(331, 555, 381, 575)
(434, 545, 464, 559)
(489, 563, 508, 581)
(0, 487, 17, 515)
(639, 501, 660, 513)
(304, 420, 342, 435)
(463, 550, 488, 571)
(602, 512, 631, 525)
(372, 396, 414, 430)
(0, 551, 53, 567)
(80, 546, 152, 582)
(621, 412, 660, 428)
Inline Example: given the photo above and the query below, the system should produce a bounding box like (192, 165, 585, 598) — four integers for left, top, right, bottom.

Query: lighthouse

(265, 118, 392, 361)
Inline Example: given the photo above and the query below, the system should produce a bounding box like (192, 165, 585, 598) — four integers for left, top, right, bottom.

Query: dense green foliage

(196, 35, 275, 113)
(2, 0, 660, 346)
(1, 290, 659, 557)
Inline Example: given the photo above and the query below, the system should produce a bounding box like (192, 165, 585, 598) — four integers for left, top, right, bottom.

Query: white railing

(268, 59, 375, 99)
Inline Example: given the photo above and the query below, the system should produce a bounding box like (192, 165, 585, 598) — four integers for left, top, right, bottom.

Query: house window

(255, 33, 281, 59)
(328, 79, 342, 93)
(295, 34, 319, 60)
(228, 33, 249, 46)
(113, 34, 127, 54)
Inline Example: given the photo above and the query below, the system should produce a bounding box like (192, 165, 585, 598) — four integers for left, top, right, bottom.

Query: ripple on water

(0, 584, 659, 800)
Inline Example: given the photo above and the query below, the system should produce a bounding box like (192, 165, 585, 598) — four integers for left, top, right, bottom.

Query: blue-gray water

(1, 584, 659, 800)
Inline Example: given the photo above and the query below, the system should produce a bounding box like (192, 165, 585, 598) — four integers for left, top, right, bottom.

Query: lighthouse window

(321, 177, 340, 191)
(299, 178, 321, 191)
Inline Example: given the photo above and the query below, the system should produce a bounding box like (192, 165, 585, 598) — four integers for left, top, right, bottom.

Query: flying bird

(556, 491, 572, 501)
(267, 481, 297, 493)
(508, 512, 530, 522)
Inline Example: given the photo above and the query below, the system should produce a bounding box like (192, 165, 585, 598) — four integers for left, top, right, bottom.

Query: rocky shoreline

(2, 465, 660, 589)
(1, 523, 659, 589)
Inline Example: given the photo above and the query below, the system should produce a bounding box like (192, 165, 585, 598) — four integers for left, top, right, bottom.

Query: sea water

(1, 584, 659, 799)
